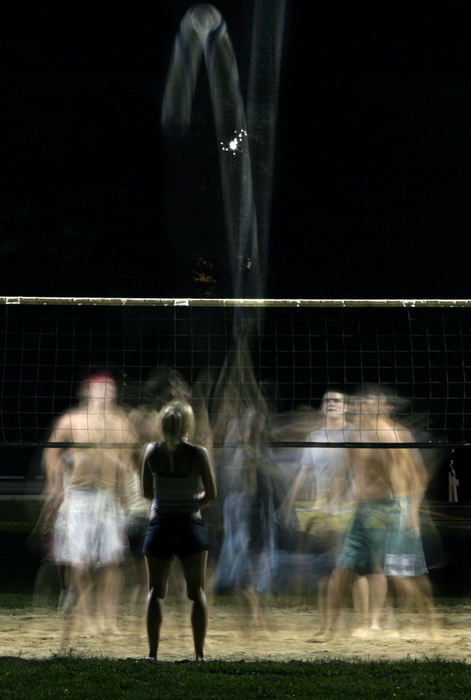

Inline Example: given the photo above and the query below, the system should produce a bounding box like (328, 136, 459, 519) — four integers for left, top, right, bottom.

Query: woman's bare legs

(145, 556, 172, 660)
(180, 551, 208, 661)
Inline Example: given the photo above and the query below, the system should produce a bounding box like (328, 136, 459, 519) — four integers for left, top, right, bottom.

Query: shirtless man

(324, 386, 432, 638)
(43, 372, 137, 644)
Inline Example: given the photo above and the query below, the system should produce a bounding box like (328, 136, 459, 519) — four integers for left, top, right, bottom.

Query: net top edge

(1, 297, 471, 308)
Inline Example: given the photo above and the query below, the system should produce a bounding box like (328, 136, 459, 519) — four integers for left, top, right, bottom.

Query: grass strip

(0, 657, 470, 699)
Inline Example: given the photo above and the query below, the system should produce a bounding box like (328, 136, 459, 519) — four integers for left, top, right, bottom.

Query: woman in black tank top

(142, 400, 216, 662)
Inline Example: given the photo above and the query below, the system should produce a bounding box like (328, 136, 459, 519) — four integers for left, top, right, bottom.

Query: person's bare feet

(145, 656, 158, 664)
(307, 630, 334, 643)
(351, 626, 373, 638)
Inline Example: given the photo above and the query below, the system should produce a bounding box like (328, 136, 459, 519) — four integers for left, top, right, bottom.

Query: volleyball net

(1, 296, 471, 448)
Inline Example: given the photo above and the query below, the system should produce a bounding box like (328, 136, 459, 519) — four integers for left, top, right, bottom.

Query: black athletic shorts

(125, 515, 148, 554)
(142, 513, 209, 561)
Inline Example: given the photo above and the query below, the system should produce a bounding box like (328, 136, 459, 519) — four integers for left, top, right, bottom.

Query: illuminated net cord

(3, 297, 471, 307)
(1, 297, 471, 448)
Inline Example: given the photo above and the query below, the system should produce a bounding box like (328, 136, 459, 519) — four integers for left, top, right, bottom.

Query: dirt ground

(1, 598, 471, 663)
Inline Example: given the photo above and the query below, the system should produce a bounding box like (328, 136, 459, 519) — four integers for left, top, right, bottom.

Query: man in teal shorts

(320, 387, 432, 639)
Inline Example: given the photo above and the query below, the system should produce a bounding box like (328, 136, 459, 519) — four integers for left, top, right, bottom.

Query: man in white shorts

(43, 372, 137, 644)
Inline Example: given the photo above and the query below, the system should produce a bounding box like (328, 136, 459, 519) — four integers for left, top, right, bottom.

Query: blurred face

(321, 392, 345, 418)
(85, 379, 116, 404)
(358, 393, 389, 416)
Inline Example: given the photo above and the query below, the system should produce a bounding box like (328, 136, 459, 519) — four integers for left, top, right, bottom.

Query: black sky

(2, 1, 471, 299)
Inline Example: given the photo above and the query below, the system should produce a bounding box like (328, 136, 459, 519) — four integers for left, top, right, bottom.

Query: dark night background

(2, 1, 471, 299)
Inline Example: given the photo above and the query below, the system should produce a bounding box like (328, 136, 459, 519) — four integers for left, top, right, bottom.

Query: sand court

(1, 600, 471, 663)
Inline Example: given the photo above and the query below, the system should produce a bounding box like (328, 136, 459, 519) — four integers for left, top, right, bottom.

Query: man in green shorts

(322, 387, 430, 638)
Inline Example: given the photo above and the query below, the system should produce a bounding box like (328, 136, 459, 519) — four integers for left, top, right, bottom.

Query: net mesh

(1, 297, 470, 448)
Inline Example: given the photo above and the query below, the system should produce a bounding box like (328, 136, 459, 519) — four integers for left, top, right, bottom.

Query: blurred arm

(141, 443, 154, 501)
(42, 414, 71, 508)
(198, 446, 217, 508)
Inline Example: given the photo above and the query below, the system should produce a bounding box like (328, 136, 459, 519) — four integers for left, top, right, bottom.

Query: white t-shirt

(299, 425, 355, 513)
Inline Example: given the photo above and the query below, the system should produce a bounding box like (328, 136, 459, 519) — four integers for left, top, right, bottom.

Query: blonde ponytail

(160, 400, 194, 452)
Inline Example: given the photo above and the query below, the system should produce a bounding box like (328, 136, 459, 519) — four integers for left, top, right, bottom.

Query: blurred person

(286, 391, 354, 526)
(43, 372, 137, 645)
(212, 405, 282, 626)
(278, 390, 358, 629)
(124, 395, 160, 611)
(122, 458, 152, 610)
(126, 366, 192, 444)
(325, 386, 435, 638)
(380, 418, 437, 637)
(142, 400, 216, 662)
(355, 388, 436, 636)
(210, 331, 283, 625)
